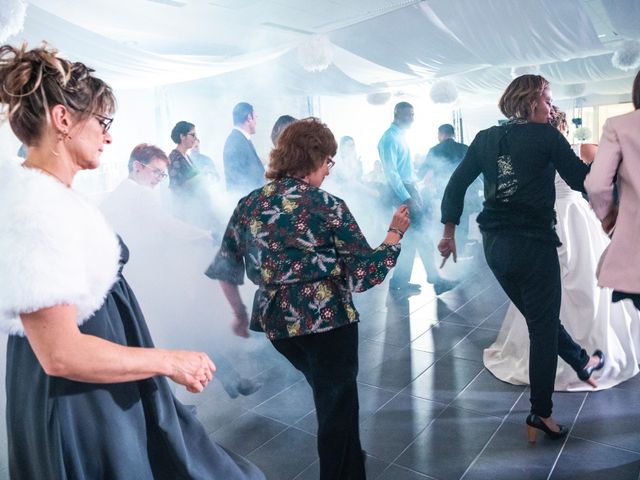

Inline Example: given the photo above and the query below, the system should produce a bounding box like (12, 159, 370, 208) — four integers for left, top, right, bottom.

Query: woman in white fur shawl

(0, 44, 264, 480)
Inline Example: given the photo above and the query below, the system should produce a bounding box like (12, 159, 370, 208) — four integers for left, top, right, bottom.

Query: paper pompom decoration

(574, 127, 592, 142)
(510, 65, 540, 78)
(612, 40, 640, 71)
(297, 35, 334, 73)
(563, 83, 586, 98)
(0, 0, 27, 42)
(366, 92, 391, 105)
(429, 80, 458, 104)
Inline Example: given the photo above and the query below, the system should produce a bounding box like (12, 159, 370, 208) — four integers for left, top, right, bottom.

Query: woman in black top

(438, 75, 604, 443)
(168, 120, 199, 192)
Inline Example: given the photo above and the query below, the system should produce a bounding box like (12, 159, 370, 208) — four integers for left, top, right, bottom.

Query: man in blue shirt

(378, 102, 456, 296)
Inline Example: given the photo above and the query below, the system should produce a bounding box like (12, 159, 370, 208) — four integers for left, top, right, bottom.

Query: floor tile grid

(185, 260, 640, 479)
(373, 364, 518, 479)
(368, 293, 532, 478)
(366, 297, 522, 479)
(407, 294, 510, 366)
(568, 395, 640, 457)
(460, 387, 579, 480)
(330, 281, 514, 477)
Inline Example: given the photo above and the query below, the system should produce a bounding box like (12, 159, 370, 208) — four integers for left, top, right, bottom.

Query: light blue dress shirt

(377, 122, 415, 202)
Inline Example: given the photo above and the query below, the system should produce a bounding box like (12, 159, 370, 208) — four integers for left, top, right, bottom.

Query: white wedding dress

(483, 174, 640, 391)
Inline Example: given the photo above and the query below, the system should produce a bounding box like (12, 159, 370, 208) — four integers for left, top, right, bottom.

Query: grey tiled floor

(176, 261, 640, 480)
(2, 261, 639, 480)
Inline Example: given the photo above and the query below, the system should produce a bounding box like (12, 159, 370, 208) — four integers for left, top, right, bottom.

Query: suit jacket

(585, 109, 640, 293)
(420, 138, 468, 177)
(223, 129, 265, 195)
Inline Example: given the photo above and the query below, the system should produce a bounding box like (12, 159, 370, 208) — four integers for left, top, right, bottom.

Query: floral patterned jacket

(206, 177, 401, 340)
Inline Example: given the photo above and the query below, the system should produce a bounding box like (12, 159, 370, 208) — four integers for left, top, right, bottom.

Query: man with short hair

(223, 102, 264, 196)
(378, 103, 456, 296)
(419, 124, 468, 184)
(421, 124, 481, 257)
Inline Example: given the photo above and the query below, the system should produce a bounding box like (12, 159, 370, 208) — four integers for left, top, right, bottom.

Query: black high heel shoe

(577, 350, 605, 387)
(526, 414, 568, 443)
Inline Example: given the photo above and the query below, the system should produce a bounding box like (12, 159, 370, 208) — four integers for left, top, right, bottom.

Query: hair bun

(0, 42, 72, 103)
(0, 41, 115, 146)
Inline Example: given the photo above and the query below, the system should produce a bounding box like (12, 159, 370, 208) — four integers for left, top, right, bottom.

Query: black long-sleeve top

(441, 122, 590, 245)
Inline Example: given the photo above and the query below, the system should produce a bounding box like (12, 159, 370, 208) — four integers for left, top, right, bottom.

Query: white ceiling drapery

(7, 0, 640, 104)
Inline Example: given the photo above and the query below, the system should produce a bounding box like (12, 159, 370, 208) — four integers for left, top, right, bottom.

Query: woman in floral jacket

(207, 118, 410, 479)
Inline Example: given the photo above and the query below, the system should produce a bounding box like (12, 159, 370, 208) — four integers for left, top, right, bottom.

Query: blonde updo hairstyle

(266, 117, 337, 180)
(0, 42, 116, 146)
(499, 74, 550, 120)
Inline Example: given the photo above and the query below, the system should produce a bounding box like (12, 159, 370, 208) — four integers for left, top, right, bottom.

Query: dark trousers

(272, 323, 365, 480)
(482, 232, 589, 417)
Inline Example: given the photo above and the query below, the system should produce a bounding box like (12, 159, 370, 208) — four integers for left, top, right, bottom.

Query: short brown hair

(0, 42, 116, 146)
(128, 143, 168, 172)
(550, 105, 567, 132)
(499, 74, 550, 120)
(633, 70, 640, 110)
(266, 118, 337, 180)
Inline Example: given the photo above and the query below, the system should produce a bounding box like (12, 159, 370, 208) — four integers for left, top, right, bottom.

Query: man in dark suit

(420, 124, 482, 257)
(223, 102, 265, 196)
(419, 124, 468, 185)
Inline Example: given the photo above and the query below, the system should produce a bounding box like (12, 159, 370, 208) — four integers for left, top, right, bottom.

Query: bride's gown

(483, 174, 640, 391)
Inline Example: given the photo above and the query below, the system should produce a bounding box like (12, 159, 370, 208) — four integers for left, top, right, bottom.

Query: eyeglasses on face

(186, 132, 198, 140)
(327, 157, 335, 169)
(93, 113, 113, 133)
(137, 161, 168, 180)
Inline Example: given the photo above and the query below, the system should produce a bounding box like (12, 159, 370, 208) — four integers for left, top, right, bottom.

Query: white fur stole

(0, 159, 121, 336)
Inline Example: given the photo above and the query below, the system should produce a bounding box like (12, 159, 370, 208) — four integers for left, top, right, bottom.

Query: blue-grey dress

(5, 241, 264, 480)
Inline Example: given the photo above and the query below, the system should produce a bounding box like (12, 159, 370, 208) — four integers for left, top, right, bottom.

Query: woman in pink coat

(585, 70, 640, 310)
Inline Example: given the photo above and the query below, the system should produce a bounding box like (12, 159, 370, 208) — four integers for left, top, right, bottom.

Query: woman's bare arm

(219, 281, 250, 338)
(21, 304, 215, 392)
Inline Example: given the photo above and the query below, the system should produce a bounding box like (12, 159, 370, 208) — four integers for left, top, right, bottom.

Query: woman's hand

(219, 281, 251, 338)
(390, 205, 411, 233)
(383, 205, 411, 245)
(437, 237, 457, 267)
(232, 310, 250, 338)
(167, 350, 216, 393)
(438, 222, 457, 267)
(601, 205, 618, 237)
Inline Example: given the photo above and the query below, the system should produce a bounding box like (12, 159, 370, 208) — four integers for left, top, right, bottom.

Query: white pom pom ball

(612, 40, 640, 71)
(366, 92, 391, 105)
(430, 80, 458, 104)
(297, 35, 334, 73)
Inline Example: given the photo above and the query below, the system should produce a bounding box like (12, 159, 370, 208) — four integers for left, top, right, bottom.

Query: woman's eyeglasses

(94, 114, 113, 133)
(327, 158, 335, 169)
(137, 161, 168, 180)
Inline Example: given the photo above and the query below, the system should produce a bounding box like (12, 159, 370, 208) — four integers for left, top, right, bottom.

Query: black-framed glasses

(137, 161, 168, 180)
(187, 132, 198, 140)
(327, 158, 335, 169)
(94, 114, 113, 133)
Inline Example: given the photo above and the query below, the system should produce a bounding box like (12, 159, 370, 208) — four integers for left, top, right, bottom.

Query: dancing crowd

(0, 41, 639, 480)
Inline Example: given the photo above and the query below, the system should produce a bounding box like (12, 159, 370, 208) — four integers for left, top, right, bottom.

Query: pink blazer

(585, 109, 640, 293)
